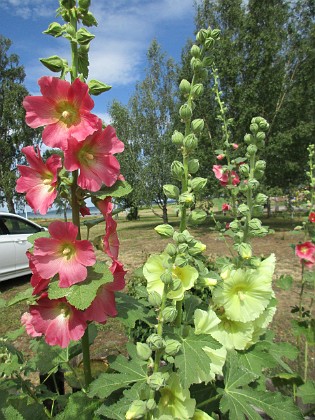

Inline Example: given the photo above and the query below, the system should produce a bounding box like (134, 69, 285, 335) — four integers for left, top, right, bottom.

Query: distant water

(19, 207, 101, 220)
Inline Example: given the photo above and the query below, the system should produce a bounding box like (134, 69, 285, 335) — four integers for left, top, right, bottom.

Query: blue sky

(1, 0, 196, 122)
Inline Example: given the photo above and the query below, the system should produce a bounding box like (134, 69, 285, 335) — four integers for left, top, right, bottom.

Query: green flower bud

(191, 83, 204, 97)
(190, 44, 201, 58)
(147, 372, 166, 390)
(160, 271, 173, 285)
(155, 224, 174, 238)
(248, 218, 262, 230)
(229, 219, 240, 231)
(196, 28, 208, 43)
(211, 28, 221, 39)
(162, 306, 177, 323)
(165, 243, 177, 257)
(40, 55, 67, 72)
(188, 241, 206, 255)
(204, 37, 215, 49)
(190, 57, 203, 72)
(238, 204, 250, 215)
(191, 118, 204, 134)
(250, 123, 259, 134)
(60, 0, 75, 10)
(179, 103, 193, 121)
(171, 161, 185, 180)
(165, 339, 181, 356)
(172, 276, 182, 290)
(163, 184, 180, 200)
(179, 192, 195, 206)
(79, 0, 91, 10)
(183, 133, 198, 151)
(77, 27, 95, 45)
(88, 79, 111, 95)
(188, 209, 207, 225)
(247, 144, 258, 156)
(236, 243, 252, 259)
(179, 79, 191, 95)
(136, 342, 152, 361)
(202, 56, 213, 67)
(191, 177, 207, 192)
(172, 130, 184, 146)
(255, 193, 268, 205)
(188, 159, 199, 174)
(239, 181, 249, 192)
(248, 178, 260, 189)
(258, 120, 269, 131)
(254, 169, 264, 180)
(239, 164, 249, 177)
(146, 399, 156, 411)
(147, 334, 165, 350)
(81, 11, 98, 26)
(43, 22, 64, 37)
(148, 291, 162, 307)
(177, 243, 188, 253)
(126, 400, 147, 420)
(173, 232, 187, 244)
(255, 160, 266, 171)
(244, 133, 254, 144)
(256, 131, 266, 141)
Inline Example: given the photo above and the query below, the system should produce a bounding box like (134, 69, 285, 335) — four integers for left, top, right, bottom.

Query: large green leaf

(29, 340, 69, 374)
(91, 180, 132, 199)
(48, 262, 113, 310)
(174, 327, 221, 388)
(7, 287, 35, 307)
(220, 351, 303, 420)
(237, 341, 277, 375)
(296, 380, 315, 404)
(54, 391, 101, 420)
(115, 292, 155, 329)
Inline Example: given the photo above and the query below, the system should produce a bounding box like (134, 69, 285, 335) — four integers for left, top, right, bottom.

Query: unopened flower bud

(179, 103, 193, 121)
(126, 400, 147, 420)
(191, 177, 207, 192)
(238, 204, 250, 215)
(188, 241, 206, 255)
(165, 339, 181, 356)
(154, 224, 174, 238)
(147, 372, 166, 390)
(191, 83, 204, 97)
(179, 79, 191, 95)
(146, 399, 156, 411)
(147, 334, 165, 350)
(247, 144, 258, 155)
(255, 160, 266, 171)
(190, 44, 201, 58)
(255, 193, 268, 205)
(174, 255, 187, 267)
(160, 271, 173, 285)
(239, 164, 249, 177)
(204, 37, 215, 49)
(172, 276, 182, 290)
(162, 306, 177, 323)
(229, 220, 240, 231)
(163, 184, 180, 200)
(183, 134, 198, 151)
(196, 28, 208, 43)
(244, 133, 254, 144)
(60, 0, 76, 10)
(256, 131, 266, 141)
(172, 130, 184, 146)
(248, 178, 260, 189)
(203, 277, 218, 287)
(237, 243, 252, 259)
(173, 232, 186, 244)
(191, 118, 204, 134)
(250, 123, 259, 134)
(190, 57, 203, 72)
(165, 243, 177, 256)
(148, 291, 162, 307)
(171, 161, 185, 180)
(211, 28, 221, 39)
(136, 342, 152, 361)
(258, 120, 269, 131)
(177, 243, 188, 254)
(179, 192, 195, 206)
(188, 159, 199, 174)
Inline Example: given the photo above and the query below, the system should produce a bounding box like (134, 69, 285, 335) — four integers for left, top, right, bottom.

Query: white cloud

(0, 0, 55, 19)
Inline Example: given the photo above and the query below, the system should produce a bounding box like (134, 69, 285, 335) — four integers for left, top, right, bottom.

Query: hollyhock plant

(295, 241, 315, 265)
(21, 294, 87, 348)
(23, 76, 100, 150)
(64, 122, 124, 191)
(32, 221, 96, 287)
(16, 146, 62, 215)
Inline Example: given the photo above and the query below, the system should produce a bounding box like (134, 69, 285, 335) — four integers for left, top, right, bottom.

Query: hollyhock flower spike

(32, 221, 96, 287)
(23, 76, 100, 150)
(22, 293, 87, 348)
(16, 146, 62, 215)
(64, 123, 124, 191)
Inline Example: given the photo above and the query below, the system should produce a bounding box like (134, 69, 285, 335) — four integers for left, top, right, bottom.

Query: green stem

(243, 152, 256, 243)
(196, 392, 221, 409)
(69, 8, 78, 82)
(153, 290, 168, 374)
(17, 373, 52, 418)
(81, 327, 93, 388)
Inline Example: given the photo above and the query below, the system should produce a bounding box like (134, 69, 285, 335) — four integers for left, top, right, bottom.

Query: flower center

(58, 302, 70, 318)
(57, 101, 80, 127)
(60, 243, 75, 260)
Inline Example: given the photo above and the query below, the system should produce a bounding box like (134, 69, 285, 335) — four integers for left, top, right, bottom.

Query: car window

(0, 216, 41, 235)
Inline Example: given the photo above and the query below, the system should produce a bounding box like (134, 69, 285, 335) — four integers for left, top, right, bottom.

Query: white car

(0, 212, 47, 282)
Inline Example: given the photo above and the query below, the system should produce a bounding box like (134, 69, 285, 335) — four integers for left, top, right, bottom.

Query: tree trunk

(162, 200, 168, 224)
(6, 196, 15, 214)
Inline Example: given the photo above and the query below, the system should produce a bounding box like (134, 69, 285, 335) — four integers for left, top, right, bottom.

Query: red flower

(216, 154, 225, 160)
(64, 123, 124, 191)
(32, 221, 96, 287)
(22, 294, 87, 348)
(295, 241, 315, 267)
(97, 197, 120, 260)
(23, 77, 100, 150)
(16, 146, 62, 215)
(309, 212, 315, 223)
(222, 203, 231, 212)
(80, 204, 91, 217)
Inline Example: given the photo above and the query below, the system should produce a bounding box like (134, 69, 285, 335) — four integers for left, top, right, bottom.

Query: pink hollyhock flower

(84, 260, 126, 323)
(26, 251, 50, 295)
(32, 221, 96, 288)
(213, 165, 240, 187)
(232, 143, 239, 149)
(295, 241, 315, 264)
(216, 154, 225, 160)
(64, 123, 124, 191)
(23, 76, 100, 150)
(222, 203, 231, 212)
(225, 222, 230, 230)
(97, 198, 120, 260)
(309, 212, 315, 223)
(22, 294, 87, 348)
(16, 146, 62, 215)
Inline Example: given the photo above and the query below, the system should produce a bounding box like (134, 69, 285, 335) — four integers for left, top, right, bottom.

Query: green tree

(0, 35, 39, 213)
